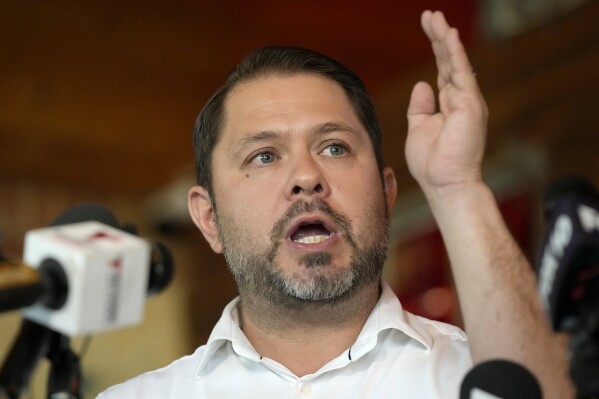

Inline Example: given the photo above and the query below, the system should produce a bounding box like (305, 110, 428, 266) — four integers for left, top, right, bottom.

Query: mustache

(270, 199, 355, 248)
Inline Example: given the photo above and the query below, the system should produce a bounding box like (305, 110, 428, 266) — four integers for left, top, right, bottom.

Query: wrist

(423, 179, 493, 214)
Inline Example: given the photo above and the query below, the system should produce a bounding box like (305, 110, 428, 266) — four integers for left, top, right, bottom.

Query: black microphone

(536, 177, 599, 398)
(460, 360, 542, 399)
(536, 177, 599, 332)
(49, 201, 120, 227)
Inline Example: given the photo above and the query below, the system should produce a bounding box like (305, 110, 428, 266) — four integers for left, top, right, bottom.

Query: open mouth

(289, 220, 335, 245)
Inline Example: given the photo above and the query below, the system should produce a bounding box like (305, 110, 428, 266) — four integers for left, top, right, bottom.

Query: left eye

(322, 144, 347, 156)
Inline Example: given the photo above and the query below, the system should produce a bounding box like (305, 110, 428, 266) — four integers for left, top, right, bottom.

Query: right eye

(251, 151, 276, 165)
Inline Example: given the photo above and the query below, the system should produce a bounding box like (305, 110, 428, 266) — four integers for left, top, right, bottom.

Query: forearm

(425, 181, 574, 399)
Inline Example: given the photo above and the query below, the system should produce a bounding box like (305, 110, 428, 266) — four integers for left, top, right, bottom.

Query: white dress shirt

(98, 281, 472, 398)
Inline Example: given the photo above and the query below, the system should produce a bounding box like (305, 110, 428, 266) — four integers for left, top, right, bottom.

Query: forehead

(220, 73, 364, 141)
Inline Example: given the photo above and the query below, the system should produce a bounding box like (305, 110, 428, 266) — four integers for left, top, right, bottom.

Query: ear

(382, 166, 397, 215)
(188, 185, 223, 253)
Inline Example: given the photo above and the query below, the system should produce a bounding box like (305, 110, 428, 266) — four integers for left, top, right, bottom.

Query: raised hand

(406, 10, 488, 200)
(406, 12, 575, 399)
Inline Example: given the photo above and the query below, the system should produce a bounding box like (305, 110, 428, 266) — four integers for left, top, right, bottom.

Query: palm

(405, 11, 488, 195)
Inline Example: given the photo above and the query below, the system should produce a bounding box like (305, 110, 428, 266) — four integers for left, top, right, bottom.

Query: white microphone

(0, 203, 174, 398)
(0, 202, 173, 336)
(21, 220, 151, 336)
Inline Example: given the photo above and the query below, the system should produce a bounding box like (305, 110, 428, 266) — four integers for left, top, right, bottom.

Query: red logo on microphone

(88, 231, 120, 242)
(111, 257, 122, 270)
(106, 256, 123, 323)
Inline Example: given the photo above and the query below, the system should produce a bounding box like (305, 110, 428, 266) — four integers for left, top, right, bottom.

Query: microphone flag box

(22, 221, 151, 336)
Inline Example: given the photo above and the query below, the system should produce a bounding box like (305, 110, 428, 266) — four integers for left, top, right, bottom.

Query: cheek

(215, 179, 281, 236)
(216, 204, 264, 254)
(330, 167, 383, 215)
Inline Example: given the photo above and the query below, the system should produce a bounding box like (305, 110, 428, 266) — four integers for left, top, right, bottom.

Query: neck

(238, 280, 381, 377)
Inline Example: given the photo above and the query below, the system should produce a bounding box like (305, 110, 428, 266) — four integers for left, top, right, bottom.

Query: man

(99, 10, 573, 398)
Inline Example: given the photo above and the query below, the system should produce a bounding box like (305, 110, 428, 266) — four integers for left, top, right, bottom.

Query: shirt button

(300, 383, 312, 395)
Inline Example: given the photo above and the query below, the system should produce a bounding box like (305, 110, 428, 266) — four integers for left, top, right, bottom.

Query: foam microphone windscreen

(50, 202, 119, 227)
(460, 360, 542, 399)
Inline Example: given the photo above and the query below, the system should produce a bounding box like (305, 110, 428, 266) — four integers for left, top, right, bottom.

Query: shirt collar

(195, 296, 260, 377)
(195, 280, 433, 376)
(347, 280, 432, 361)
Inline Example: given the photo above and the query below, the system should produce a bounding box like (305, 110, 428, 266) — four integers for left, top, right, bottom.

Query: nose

(285, 153, 331, 200)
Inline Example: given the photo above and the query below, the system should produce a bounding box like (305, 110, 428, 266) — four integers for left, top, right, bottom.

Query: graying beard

(224, 239, 385, 307)
(301, 252, 331, 268)
(216, 197, 389, 309)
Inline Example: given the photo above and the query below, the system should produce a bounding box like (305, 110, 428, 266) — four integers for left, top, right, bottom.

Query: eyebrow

(231, 130, 282, 157)
(313, 121, 358, 136)
(237, 121, 357, 147)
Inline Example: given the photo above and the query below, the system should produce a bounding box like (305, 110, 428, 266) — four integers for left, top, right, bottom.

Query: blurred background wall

(0, 0, 597, 396)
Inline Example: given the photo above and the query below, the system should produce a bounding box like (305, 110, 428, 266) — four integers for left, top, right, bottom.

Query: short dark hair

(193, 46, 385, 194)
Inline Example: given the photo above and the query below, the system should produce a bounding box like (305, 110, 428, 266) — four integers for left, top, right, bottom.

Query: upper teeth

(294, 235, 329, 244)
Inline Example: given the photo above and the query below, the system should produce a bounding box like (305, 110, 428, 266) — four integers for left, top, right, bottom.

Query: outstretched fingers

(421, 10, 477, 92)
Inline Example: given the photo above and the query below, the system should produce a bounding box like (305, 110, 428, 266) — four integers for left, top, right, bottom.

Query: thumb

(407, 81, 436, 129)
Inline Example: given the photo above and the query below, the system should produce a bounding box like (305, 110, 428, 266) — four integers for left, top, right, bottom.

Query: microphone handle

(0, 262, 42, 313)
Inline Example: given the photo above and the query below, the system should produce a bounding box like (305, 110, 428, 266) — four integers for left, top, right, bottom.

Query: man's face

(208, 73, 395, 307)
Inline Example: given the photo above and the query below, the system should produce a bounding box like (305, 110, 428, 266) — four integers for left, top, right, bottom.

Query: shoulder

(377, 281, 468, 348)
(96, 346, 207, 399)
(410, 312, 468, 342)
(97, 297, 243, 398)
